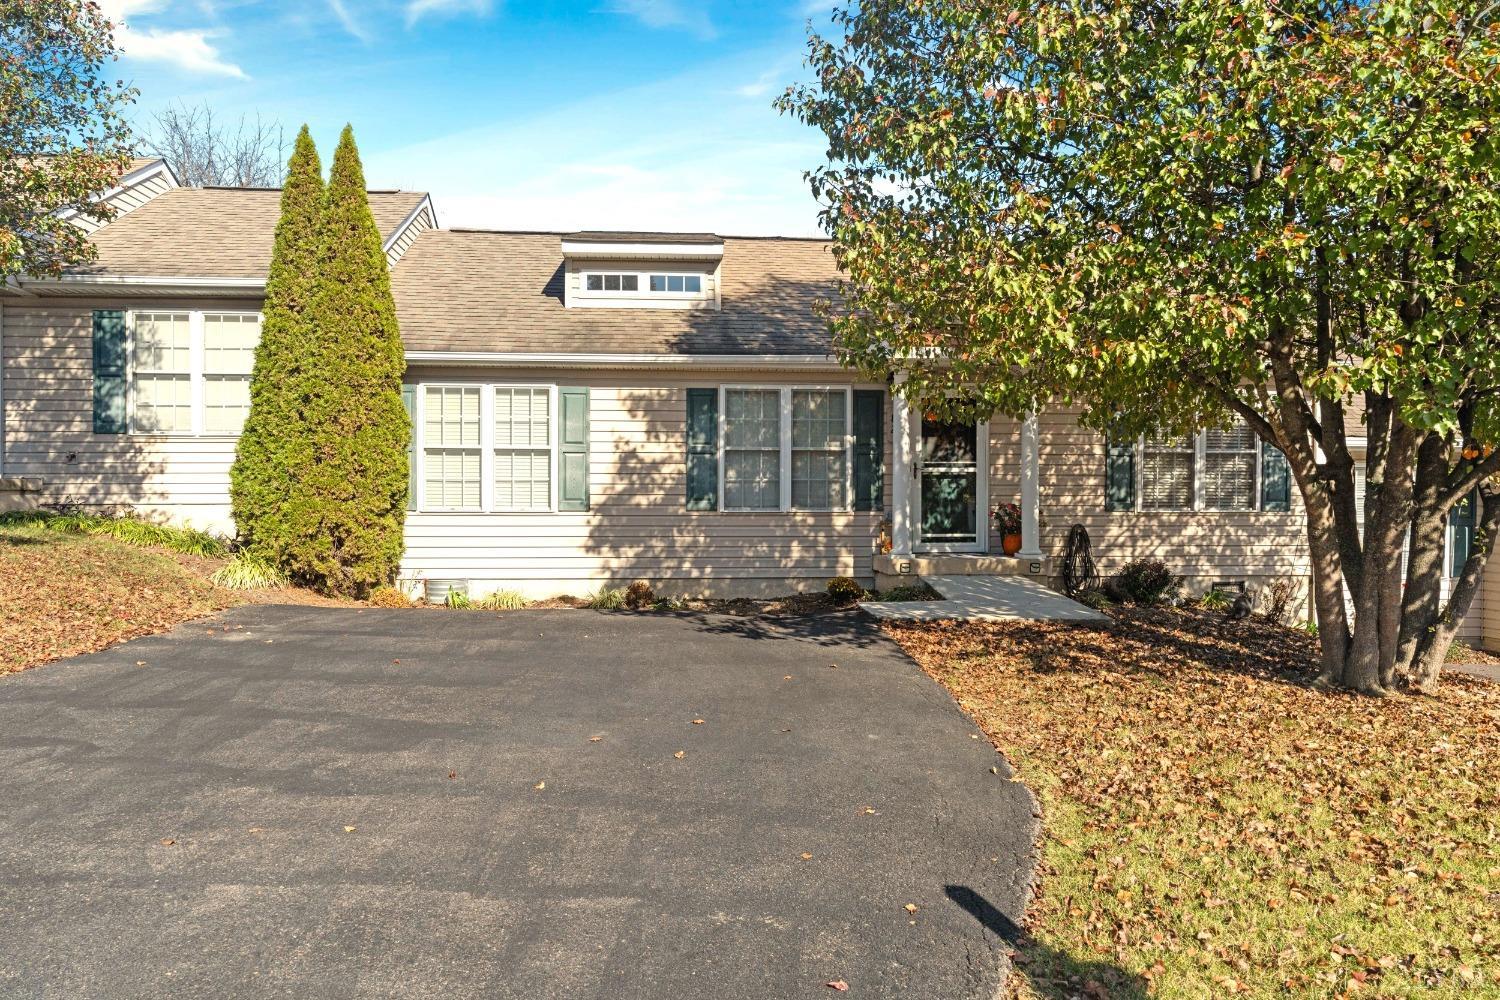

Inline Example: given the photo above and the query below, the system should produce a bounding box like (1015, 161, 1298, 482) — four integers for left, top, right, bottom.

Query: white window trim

(717, 385, 854, 514)
(125, 308, 262, 438)
(415, 382, 559, 515)
(1128, 427, 1268, 512)
(577, 269, 712, 302)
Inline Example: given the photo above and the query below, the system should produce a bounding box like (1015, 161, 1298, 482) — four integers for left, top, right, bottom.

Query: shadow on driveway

(0, 606, 1039, 999)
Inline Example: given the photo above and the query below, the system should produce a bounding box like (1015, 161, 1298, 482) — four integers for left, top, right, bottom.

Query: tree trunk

(1410, 485, 1500, 692)
(1396, 434, 1450, 678)
(1302, 483, 1354, 686)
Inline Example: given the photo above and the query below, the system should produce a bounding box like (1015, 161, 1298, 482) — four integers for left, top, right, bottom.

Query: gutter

(403, 351, 845, 371)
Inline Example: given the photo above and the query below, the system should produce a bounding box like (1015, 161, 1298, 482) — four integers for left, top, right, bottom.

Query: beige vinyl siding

(562, 258, 720, 311)
(1007, 407, 1314, 595)
(0, 299, 255, 532)
(385, 203, 436, 268)
(401, 368, 889, 598)
(71, 170, 176, 235)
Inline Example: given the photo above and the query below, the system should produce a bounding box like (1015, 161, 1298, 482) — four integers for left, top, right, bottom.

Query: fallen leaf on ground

(673, 751, 686, 759)
(904, 903, 919, 913)
(826, 980, 848, 992)
(589, 736, 603, 742)
(692, 718, 705, 725)
(159, 838, 175, 846)
(801, 852, 814, 860)
(343, 826, 356, 833)
(534, 781, 545, 790)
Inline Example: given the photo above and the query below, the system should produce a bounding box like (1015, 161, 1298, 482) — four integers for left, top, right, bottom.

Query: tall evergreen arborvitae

(229, 126, 324, 561)
(280, 125, 409, 596)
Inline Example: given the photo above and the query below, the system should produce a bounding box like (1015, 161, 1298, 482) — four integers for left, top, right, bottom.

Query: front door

(916, 416, 988, 552)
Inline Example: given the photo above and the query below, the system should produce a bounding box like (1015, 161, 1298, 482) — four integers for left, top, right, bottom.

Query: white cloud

(405, 0, 492, 27)
(327, 0, 373, 41)
(607, 0, 716, 40)
(98, 0, 247, 78)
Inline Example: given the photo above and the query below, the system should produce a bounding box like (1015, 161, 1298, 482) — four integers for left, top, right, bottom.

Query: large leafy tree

(0, 0, 135, 277)
(280, 126, 408, 597)
(229, 126, 323, 564)
(781, 1, 1500, 694)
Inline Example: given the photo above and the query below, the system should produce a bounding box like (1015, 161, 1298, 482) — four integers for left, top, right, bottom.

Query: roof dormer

(560, 231, 723, 311)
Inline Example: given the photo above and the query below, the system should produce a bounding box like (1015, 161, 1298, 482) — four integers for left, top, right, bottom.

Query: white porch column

(1018, 410, 1043, 559)
(890, 374, 915, 556)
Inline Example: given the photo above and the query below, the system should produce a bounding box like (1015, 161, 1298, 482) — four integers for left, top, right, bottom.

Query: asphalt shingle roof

(390, 229, 840, 356)
(71, 187, 428, 279)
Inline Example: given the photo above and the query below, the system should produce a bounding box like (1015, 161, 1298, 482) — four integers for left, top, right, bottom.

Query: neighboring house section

(0, 159, 1491, 624)
(57, 158, 180, 235)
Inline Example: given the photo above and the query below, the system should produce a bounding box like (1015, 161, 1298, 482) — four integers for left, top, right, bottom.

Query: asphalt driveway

(0, 606, 1036, 999)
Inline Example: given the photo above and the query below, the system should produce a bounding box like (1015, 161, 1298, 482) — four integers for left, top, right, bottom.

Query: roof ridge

(432, 227, 830, 242)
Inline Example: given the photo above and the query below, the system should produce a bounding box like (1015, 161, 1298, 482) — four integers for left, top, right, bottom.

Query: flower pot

(1002, 533, 1023, 556)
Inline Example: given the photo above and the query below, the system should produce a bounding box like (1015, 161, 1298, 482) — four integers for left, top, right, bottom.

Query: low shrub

(1075, 588, 1115, 611)
(624, 580, 656, 610)
(0, 509, 228, 558)
(1112, 559, 1180, 606)
(1199, 587, 1233, 612)
(586, 586, 627, 610)
(475, 589, 529, 611)
(368, 585, 413, 608)
(826, 576, 865, 603)
(209, 553, 288, 590)
(1261, 578, 1303, 625)
(877, 583, 942, 602)
(444, 591, 474, 610)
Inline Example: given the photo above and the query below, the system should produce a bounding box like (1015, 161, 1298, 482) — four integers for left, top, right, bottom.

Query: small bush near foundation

(586, 587, 627, 610)
(444, 591, 474, 610)
(475, 589, 529, 611)
(1199, 587, 1233, 612)
(827, 576, 865, 603)
(209, 553, 288, 590)
(1261, 578, 1302, 625)
(1075, 588, 1115, 611)
(624, 580, 656, 610)
(368, 585, 413, 608)
(0, 510, 228, 558)
(877, 583, 942, 602)
(1112, 559, 1180, 606)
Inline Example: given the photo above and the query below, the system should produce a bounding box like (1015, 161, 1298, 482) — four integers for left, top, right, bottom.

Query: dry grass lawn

(886, 607, 1499, 1000)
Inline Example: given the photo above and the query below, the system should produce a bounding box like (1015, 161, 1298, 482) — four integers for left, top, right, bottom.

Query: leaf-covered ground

(886, 608, 1499, 1000)
(0, 522, 232, 674)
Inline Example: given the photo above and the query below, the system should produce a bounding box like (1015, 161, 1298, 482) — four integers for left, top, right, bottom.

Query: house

(0, 158, 1488, 645)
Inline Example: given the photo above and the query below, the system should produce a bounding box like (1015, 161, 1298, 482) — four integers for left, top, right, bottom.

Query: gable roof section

(65, 186, 430, 279)
(391, 229, 839, 357)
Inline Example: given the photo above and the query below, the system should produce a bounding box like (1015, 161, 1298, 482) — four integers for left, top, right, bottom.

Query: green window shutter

(92, 310, 128, 434)
(1450, 490, 1477, 577)
(401, 385, 417, 511)
(558, 386, 590, 512)
(1105, 437, 1136, 511)
(852, 389, 884, 512)
(1261, 441, 1292, 512)
(685, 387, 718, 510)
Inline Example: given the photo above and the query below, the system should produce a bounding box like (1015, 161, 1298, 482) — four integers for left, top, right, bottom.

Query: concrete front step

(873, 551, 1051, 591)
(862, 575, 1107, 623)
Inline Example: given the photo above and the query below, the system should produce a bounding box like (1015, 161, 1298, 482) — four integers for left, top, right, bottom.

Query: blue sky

(99, 1, 839, 235)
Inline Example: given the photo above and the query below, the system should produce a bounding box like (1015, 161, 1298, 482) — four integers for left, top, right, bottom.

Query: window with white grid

(202, 313, 261, 434)
(423, 386, 482, 511)
(1202, 418, 1257, 510)
(1140, 433, 1194, 511)
(493, 387, 552, 511)
(723, 388, 782, 510)
(791, 389, 849, 511)
(130, 312, 193, 433)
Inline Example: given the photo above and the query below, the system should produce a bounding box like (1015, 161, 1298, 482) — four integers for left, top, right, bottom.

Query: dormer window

(586, 273, 639, 292)
(650, 274, 702, 294)
(562, 231, 723, 311)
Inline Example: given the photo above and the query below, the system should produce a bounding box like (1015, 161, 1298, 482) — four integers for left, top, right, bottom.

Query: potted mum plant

(993, 502, 1024, 556)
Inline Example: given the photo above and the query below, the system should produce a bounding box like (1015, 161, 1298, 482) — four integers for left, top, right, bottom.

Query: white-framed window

(1202, 420, 1258, 511)
(1140, 433, 1195, 511)
(416, 383, 559, 514)
(127, 309, 262, 435)
(422, 385, 482, 511)
(493, 386, 552, 512)
(719, 385, 852, 513)
(1117, 415, 1270, 512)
(585, 273, 638, 292)
(648, 273, 703, 294)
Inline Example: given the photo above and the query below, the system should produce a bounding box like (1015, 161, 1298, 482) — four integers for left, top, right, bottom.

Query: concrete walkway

(862, 575, 1107, 623)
